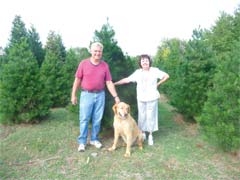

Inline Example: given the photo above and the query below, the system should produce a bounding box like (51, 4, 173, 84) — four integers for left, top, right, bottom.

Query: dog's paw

(108, 147, 115, 151)
(124, 152, 131, 157)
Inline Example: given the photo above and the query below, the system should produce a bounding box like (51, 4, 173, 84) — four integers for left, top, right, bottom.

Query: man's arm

(71, 77, 81, 105)
(106, 81, 120, 103)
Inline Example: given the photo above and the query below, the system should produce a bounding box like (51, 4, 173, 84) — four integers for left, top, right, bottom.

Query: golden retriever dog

(108, 102, 143, 157)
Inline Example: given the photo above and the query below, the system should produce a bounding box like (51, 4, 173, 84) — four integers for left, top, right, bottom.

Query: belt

(81, 89, 104, 93)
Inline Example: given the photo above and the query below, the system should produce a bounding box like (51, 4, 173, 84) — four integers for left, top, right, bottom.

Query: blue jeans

(77, 90, 105, 145)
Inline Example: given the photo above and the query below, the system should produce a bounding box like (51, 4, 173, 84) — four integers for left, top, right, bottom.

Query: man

(71, 42, 120, 152)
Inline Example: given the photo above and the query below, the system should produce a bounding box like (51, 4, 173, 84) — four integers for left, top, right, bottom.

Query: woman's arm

(114, 78, 131, 85)
(157, 73, 169, 87)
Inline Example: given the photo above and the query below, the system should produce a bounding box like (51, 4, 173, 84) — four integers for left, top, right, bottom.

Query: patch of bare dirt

(230, 150, 240, 161)
(173, 113, 185, 125)
(186, 123, 199, 137)
(159, 94, 169, 103)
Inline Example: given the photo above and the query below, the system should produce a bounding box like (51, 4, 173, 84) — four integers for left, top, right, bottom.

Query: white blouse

(127, 67, 166, 102)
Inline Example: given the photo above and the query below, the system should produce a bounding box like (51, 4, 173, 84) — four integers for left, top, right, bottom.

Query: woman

(114, 54, 169, 145)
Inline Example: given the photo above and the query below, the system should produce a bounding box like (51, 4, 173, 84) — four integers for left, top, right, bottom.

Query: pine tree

(0, 39, 50, 123)
(8, 15, 28, 45)
(92, 20, 136, 127)
(0, 15, 50, 123)
(155, 31, 216, 121)
(40, 31, 67, 107)
(197, 7, 240, 151)
(197, 40, 240, 151)
(176, 29, 216, 119)
(28, 25, 45, 67)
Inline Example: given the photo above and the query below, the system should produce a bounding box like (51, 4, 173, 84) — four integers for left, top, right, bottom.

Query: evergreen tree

(197, 40, 240, 151)
(28, 25, 45, 67)
(0, 38, 50, 124)
(8, 15, 28, 45)
(197, 8, 240, 151)
(5, 15, 28, 55)
(93, 19, 124, 63)
(64, 47, 90, 113)
(155, 38, 186, 97)
(155, 30, 216, 120)
(72, 47, 90, 60)
(208, 12, 234, 59)
(176, 29, 216, 119)
(0, 50, 7, 67)
(92, 20, 136, 127)
(64, 48, 81, 91)
(232, 6, 240, 42)
(0, 15, 50, 124)
(40, 31, 67, 107)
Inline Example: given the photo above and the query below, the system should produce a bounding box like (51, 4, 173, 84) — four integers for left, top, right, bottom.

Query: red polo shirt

(75, 58, 112, 91)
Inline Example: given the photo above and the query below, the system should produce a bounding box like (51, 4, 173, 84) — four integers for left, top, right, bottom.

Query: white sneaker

(148, 134, 153, 145)
(90, 140, 102, 149)
(78, 144, 85, 152)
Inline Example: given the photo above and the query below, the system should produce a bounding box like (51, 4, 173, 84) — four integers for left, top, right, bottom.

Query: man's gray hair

(90, 42, 104, 51)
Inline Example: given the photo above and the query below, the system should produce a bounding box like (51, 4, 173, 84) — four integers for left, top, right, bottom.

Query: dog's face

(112, 102, 130, 119)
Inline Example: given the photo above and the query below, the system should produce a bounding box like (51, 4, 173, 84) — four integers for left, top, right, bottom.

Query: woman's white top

(127, 67, 166, 102)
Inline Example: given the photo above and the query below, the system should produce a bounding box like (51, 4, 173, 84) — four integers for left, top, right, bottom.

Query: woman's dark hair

(138, 54, 152, 68)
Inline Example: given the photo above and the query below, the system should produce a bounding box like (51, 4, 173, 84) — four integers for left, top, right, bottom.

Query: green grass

(0, 102, 239, 180)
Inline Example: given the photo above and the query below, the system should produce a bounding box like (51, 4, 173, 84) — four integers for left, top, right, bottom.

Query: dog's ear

(112, 103, 117, 114)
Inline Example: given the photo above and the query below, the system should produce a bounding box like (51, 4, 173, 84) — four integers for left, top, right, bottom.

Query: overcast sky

(0, 0, 239, 56)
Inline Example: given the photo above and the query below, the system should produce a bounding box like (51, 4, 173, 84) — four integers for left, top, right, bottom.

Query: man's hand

(71, 96, 78, 105)
(114, 96, 120, 104)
